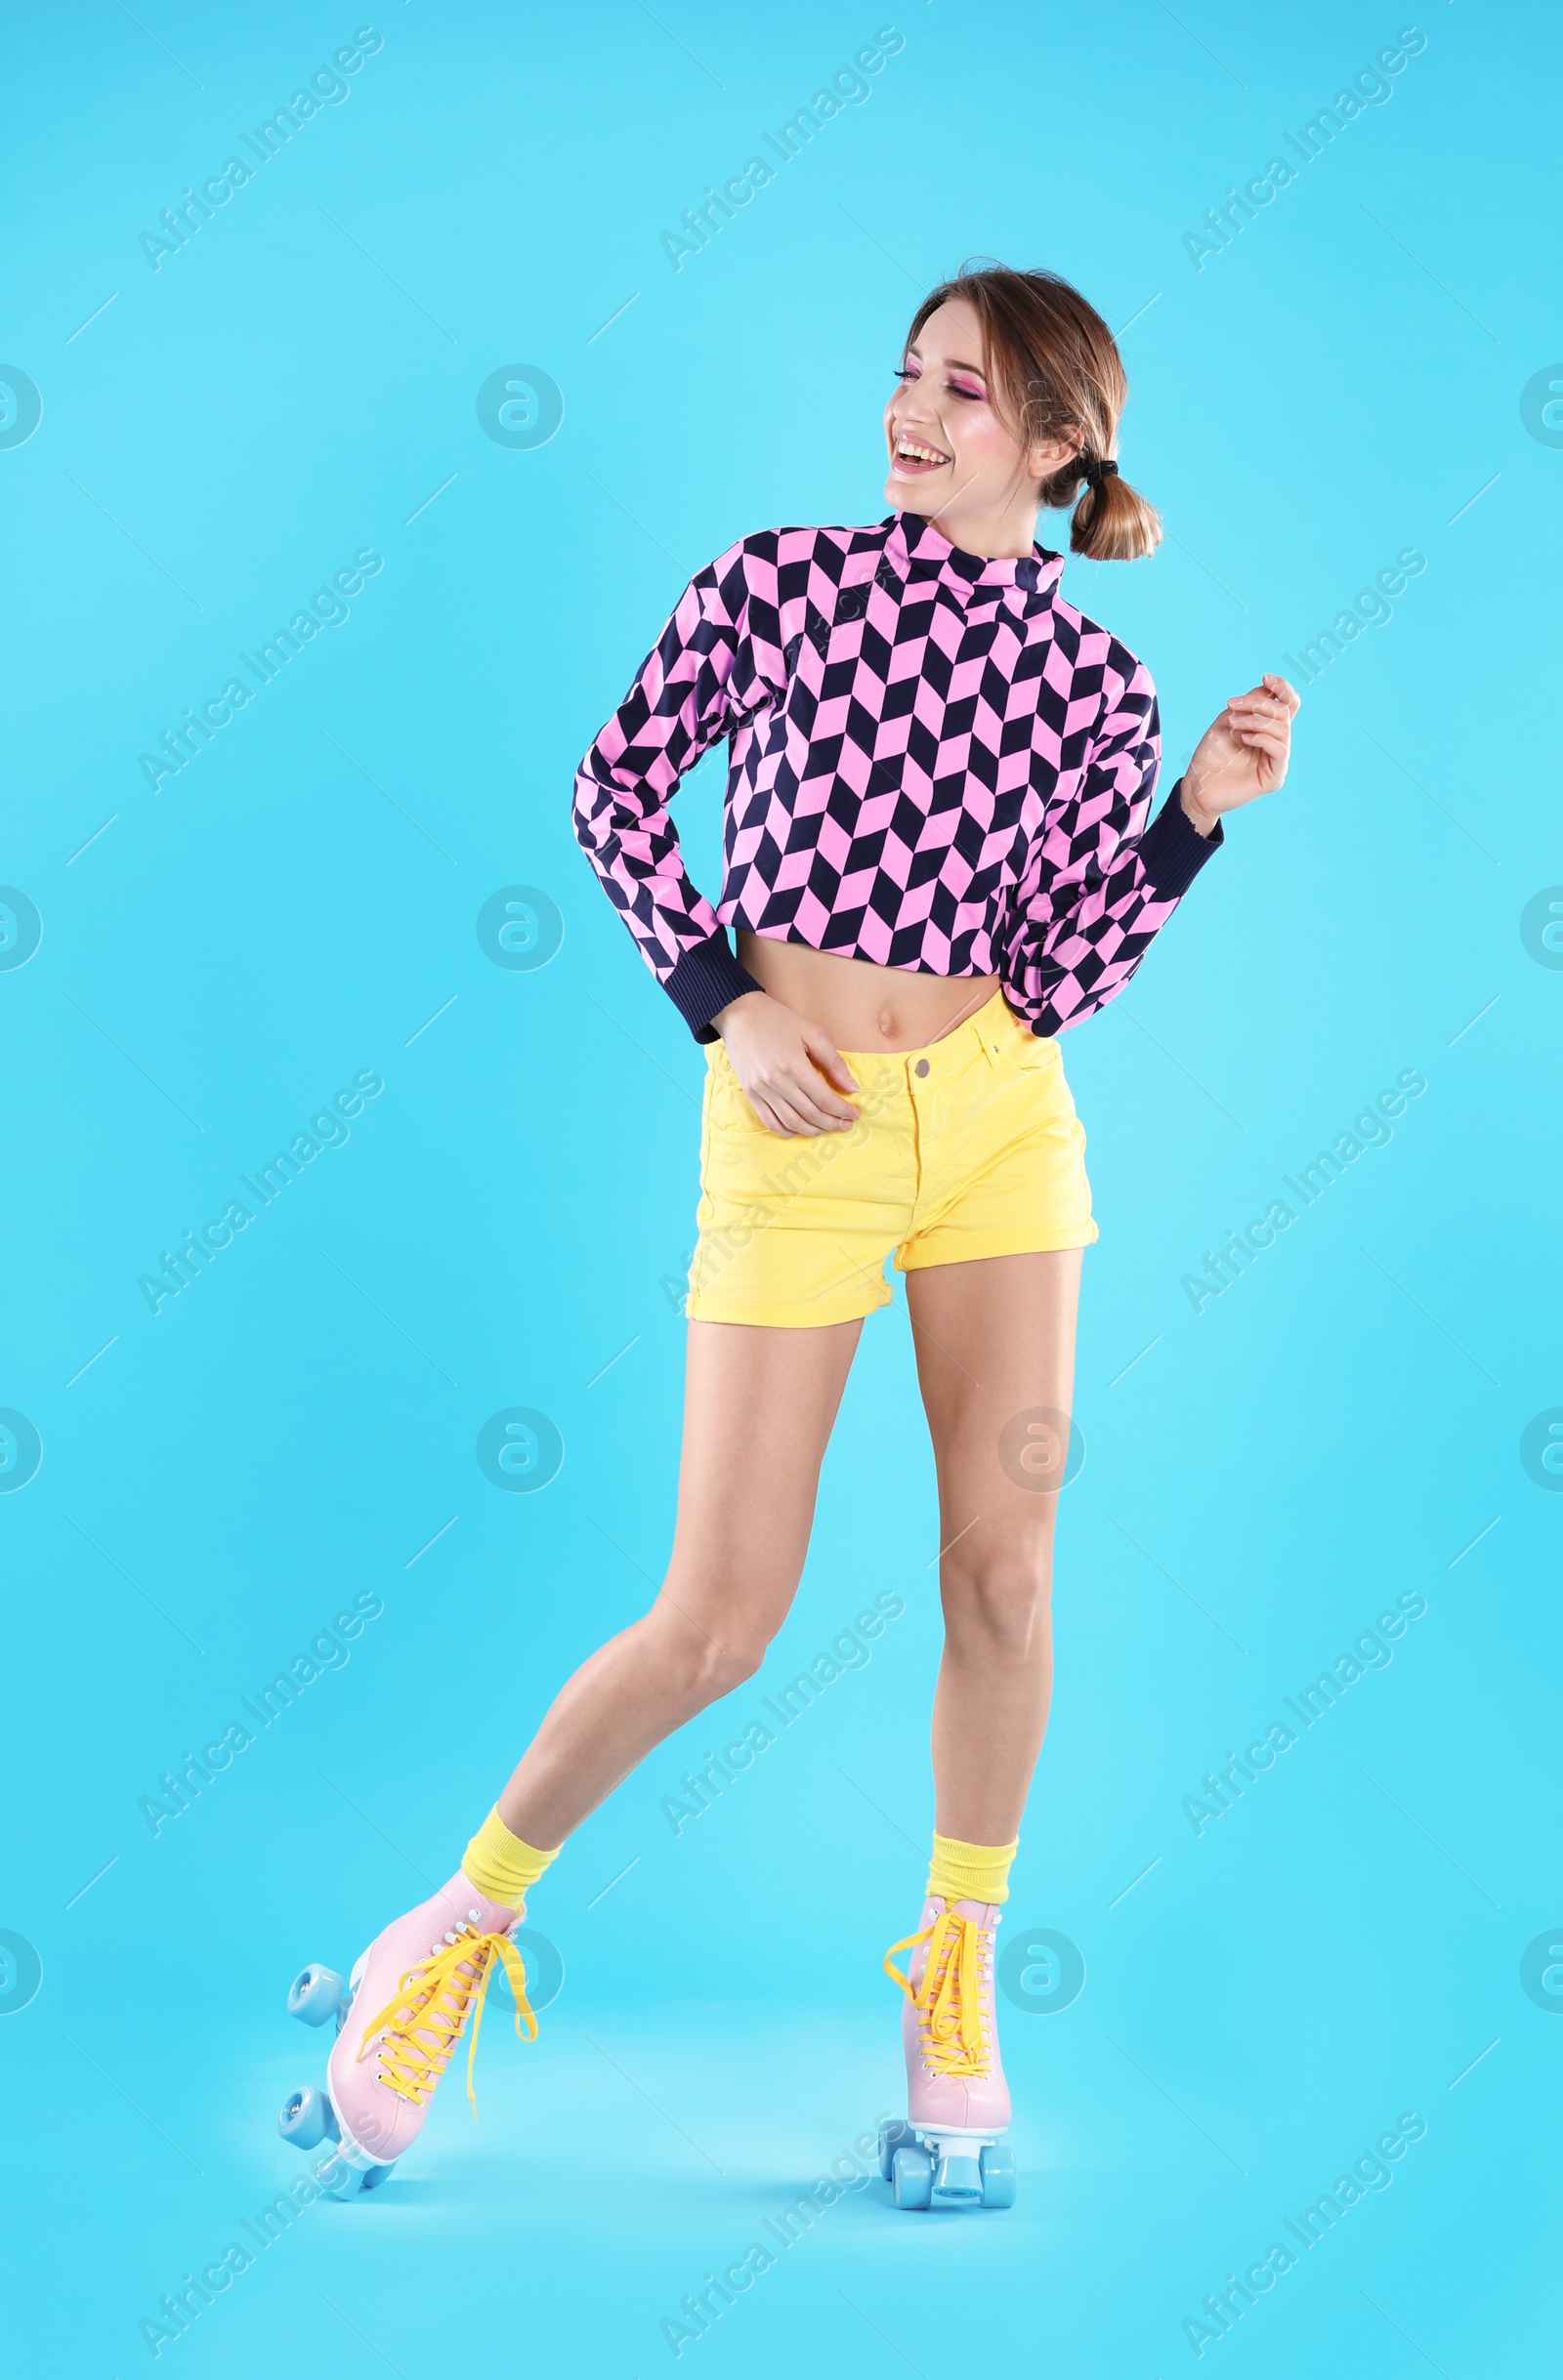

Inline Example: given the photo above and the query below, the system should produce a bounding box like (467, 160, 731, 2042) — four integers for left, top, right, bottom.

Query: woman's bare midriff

(736, 931, 1002, 1056)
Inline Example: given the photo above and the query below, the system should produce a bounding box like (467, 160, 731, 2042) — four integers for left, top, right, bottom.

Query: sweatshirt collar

(886, 510, 1064, 604)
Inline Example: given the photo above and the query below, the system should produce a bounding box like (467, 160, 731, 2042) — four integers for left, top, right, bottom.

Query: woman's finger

(787, 1059, 861, 1122)
(781, 1081, 860, 1133)
(758, 1099, 820, 1138)
(754, 1078, 852, 1136)
(1229, 678, 1299, 719)
(748, 1061, 851, 1127)
(1237, 676, 1293, 709)
(801, 1026, 860, 1097)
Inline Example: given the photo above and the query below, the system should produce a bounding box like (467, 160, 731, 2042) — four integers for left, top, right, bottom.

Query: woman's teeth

(894, 438, 950, 472)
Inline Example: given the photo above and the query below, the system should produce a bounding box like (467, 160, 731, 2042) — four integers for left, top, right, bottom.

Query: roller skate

(879, 1897, 1016, 2210)
(275, 1868, 533, 2194)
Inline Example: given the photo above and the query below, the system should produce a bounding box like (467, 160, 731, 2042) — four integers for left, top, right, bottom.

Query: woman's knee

(686, 1629, 770, 1706)
(645, 1592, 777, 1708)
(941, 1550, 1053, 1657)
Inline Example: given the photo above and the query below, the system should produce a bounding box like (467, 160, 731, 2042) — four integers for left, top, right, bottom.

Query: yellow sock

(927, 1831, 1018, 1906)
(463, 1807, 560, 1913)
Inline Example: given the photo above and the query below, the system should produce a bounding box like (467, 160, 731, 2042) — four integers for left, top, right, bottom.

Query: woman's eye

(948, 383, 983, 401)
(892, 366, 917, 382)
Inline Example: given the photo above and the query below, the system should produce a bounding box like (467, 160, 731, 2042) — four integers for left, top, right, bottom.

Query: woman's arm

(999, 665, 1213, 1035)
(572, 546, 767, 1040)
(574, 537, 862, 1131)
(999, 668, 1297, 1036)
(1180, 673, 1300, 834)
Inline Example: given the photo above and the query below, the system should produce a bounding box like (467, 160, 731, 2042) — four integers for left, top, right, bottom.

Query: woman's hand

(711, 991, 861, 1136)
(1181, 672, 1300, 836)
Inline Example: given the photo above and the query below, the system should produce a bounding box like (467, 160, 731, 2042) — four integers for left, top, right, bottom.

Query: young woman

(278, 265, 1296, 2206)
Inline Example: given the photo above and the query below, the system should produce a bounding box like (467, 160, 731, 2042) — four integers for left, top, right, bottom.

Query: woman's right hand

(710, 991, 861, 1137)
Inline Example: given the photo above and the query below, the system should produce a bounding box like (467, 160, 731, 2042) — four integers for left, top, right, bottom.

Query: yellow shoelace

(356, 1923, 535, 2117)
(884, 1906, 992, 2079)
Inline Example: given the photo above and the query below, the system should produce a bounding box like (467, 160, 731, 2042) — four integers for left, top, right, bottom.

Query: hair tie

(1081, 458, 1119, 491)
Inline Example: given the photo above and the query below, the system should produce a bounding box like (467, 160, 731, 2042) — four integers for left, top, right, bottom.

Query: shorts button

(914, 1059, 930, 1078)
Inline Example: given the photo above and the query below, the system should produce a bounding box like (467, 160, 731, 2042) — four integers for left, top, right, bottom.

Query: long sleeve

(572, 546, 769, 1041)
(999, 663, 1221, 1036)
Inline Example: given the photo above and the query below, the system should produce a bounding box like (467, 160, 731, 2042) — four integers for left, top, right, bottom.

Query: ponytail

(1050, 458, 1162, 564)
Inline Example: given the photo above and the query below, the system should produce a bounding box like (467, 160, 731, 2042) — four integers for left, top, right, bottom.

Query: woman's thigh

(904, 1248, 1083, 1568)
(662, 1315, 864, 1659)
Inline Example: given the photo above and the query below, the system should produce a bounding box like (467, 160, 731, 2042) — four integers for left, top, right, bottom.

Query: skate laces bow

(884, 1905, 992, 2078)
(358, 1923, 535, 2116)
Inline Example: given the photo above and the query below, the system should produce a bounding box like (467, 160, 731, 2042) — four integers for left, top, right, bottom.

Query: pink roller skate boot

(879, 1897, 1016, 2210)
(275, 1868, 534, 2192)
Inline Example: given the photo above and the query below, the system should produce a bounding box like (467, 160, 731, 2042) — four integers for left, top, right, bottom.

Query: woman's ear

(1027, 435, 1080, 482)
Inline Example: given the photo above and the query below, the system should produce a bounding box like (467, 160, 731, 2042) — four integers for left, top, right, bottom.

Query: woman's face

(882, 297, 1074, 535)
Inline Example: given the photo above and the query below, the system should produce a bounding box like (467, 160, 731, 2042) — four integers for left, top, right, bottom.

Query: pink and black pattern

(573, 511, 1221, 1040)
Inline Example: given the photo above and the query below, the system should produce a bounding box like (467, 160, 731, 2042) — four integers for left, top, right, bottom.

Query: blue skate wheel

(891, 2144, 934, 2210)
(287, 1964, 346, 2027)
(933, 2149, 984, 2200)
(979, 2144, 1017, 2209)
(878, 2117, 914, 2182)
(276, 2083, 340, 2151)
(358, 2162, 395, 2192)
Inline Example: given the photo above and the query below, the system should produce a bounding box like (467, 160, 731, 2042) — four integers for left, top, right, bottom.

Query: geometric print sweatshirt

(573, 509, 1221, 1042)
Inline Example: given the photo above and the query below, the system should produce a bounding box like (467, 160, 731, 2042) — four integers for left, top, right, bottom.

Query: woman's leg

(495, 1314, 863, 1850)
(903, 1247, 1083, 1845)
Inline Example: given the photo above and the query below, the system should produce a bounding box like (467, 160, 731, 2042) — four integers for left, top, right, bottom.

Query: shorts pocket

(706, 1062, 772, 1136)
(1009, 1030, 1063, 1074)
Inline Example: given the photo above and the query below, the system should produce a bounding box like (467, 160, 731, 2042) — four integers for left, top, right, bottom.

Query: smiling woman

(888, 268, 1163, 566)
(288, 258, 1299, 2214)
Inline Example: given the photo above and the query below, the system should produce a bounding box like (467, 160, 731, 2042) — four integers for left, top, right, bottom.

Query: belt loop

(976, 990, 1001, 1072)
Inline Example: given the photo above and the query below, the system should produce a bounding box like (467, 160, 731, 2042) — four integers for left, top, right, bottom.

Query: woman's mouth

(890, 436, 951, 477)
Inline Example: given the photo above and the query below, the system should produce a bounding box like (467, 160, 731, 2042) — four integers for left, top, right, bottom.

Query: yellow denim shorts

(687, 988, 1097, 1328)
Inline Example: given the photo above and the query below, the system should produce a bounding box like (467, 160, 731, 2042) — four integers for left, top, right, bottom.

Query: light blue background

(3, 4, 1559, 2372)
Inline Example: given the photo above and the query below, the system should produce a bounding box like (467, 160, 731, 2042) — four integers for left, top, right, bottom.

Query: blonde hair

(906, 263, 1162, 562)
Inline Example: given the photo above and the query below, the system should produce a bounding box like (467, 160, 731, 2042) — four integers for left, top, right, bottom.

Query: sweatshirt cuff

(663, 927, 765, 1042)
(1139, 777, 1224, 899)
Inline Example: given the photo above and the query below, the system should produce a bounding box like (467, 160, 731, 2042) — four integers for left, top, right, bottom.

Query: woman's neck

(921, 487, 1041, 562)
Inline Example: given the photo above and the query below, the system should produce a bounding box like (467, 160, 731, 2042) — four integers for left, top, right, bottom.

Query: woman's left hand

(1181, 672, 1300, 836)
